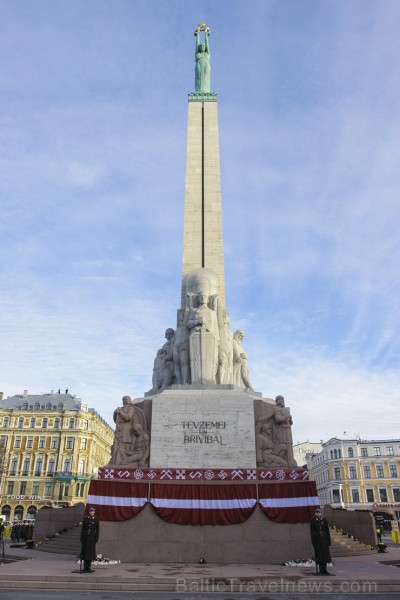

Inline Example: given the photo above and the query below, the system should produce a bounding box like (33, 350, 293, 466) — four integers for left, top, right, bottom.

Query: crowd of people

(5, 520, 35, 542)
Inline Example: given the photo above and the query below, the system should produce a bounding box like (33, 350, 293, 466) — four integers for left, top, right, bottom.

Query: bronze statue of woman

(194, 24, 211, 93)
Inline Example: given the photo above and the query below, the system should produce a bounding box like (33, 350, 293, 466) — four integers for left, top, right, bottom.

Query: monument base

(97, 503, 311, 564)
(87, 473, 318, 564)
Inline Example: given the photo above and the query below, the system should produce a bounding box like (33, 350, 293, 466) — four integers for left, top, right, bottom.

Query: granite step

(0, 573, 399, 593)
(35, 526, 81, 556)
(330, 530, 376, 557)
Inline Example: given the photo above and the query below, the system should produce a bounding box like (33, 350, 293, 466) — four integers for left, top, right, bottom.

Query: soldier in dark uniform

(80, 507, 100, 573)
(310, 507, 332, 575)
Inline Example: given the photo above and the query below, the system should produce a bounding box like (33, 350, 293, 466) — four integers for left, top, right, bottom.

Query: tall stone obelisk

(181, 99, 225, 308)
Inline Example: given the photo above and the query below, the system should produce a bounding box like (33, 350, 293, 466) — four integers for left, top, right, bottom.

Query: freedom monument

(88, 25, 318, 564)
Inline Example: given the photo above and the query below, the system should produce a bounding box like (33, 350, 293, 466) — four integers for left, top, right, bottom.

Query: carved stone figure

(121, 424, 150, 467)
(217, 309, 233, 384)
(187, 290, 219, 383)
(173, 309, 190, 384)
(272, 395, 297, 467)
(160, 328, 175, 390)
(255, 418, 287, 468)
(194, 24, 211, 93)
(187, 291, 219, 338)
(110, 396, 149, 466)
(150, 349, 166, 393)
(232, 330, 253, 390)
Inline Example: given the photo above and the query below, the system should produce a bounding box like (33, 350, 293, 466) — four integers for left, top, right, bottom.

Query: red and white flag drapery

(258, 481, 319, 523)
(149, 483, 257, 526)
(87, 479, 319, 524)
(86, 481, 148, 521)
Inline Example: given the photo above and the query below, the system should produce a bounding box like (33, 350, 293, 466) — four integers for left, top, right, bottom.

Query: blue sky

(1, 1, 399, 443)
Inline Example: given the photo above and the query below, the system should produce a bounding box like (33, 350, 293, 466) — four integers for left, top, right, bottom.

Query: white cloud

(67, 162, 102, 189)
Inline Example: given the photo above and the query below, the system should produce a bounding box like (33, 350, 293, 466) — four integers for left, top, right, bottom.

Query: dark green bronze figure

(194, 24, 211, 93)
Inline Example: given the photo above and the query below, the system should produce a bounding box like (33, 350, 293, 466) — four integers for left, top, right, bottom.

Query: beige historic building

(292, 441, 323, 467)
(306, 437, 400, 521)
(0, 390, 113, 521)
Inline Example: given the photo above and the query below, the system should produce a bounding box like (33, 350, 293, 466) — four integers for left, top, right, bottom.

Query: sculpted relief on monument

(255, 396, 297, 468)
(109, 396, 150, 467)
(145, 268, 253, 392)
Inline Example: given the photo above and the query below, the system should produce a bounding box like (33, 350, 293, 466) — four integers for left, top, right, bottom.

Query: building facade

(292, 441, 323, 467)
(0, 391, 114, 521)
(306, 437, 400, 522)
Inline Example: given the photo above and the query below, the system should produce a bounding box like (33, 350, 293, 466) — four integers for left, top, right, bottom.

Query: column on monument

(181, 100, 225, 309)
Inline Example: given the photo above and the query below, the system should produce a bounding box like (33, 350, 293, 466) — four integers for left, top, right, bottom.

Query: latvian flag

(86, 480, 149, 521)
(86, 480, 318, 524)
(258, 481, 319, 523)
(149, 483, 257, 526)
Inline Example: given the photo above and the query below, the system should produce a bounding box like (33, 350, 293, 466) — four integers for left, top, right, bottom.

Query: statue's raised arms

(194, 23, 211, 93)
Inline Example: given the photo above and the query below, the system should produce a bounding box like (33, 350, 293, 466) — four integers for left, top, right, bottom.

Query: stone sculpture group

(147, 269, 253, 393)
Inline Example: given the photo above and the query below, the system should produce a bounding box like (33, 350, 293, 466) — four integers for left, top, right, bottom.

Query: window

(393, 489, 400, 502)
(22, 458, 30, 476)
(349, 466, 357, 479)
(374, 447, 381, 456)
(363, 465, 371, 478)
(83, 420, 88, 430)
(332, 489, 341, 503)
(0, 436, 6, 449)
(30, 417, 36, 428)
(64, 458, 71, 473)
(18, 417, 24, 428)
(361, 448, 368, 457)
(39, 437, 45, 449)
(34, 403, 40, 409)
(69, 418, 75, 429)
(351, 489, 360, 503)
(45, 483, 52, 495)
(376, 465, 384, 478)
(32, 483, 39, 495)
(80, 482, 85, 497)
(366, 489, 374, 502)
(26, 436, 33, 449)
(20, 481, 27, 495)
(348, 447, 354, 458)
(338, 449, 342, 458)
(51, 437, 58, 449)
(389, 464, 397, 478)
(7, 482, 14, 495)
(35, 458, 43, 476)
(54, 418, 60, 429)
(10, 457, 18, 475)
(78, 459, 85, 475)
(386, 446, 394, 455)
(47, 458, 56, 475)
(334, 449, 338, 459)
(379, 488, 388, 502)
(14, 436, 21, 449)
(66, 437, 73, 450)
(3, 416, 10, 428)
(334, 467, 341, 479)
(42, 418, 48, 428)
(80, 438, 87, 450)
